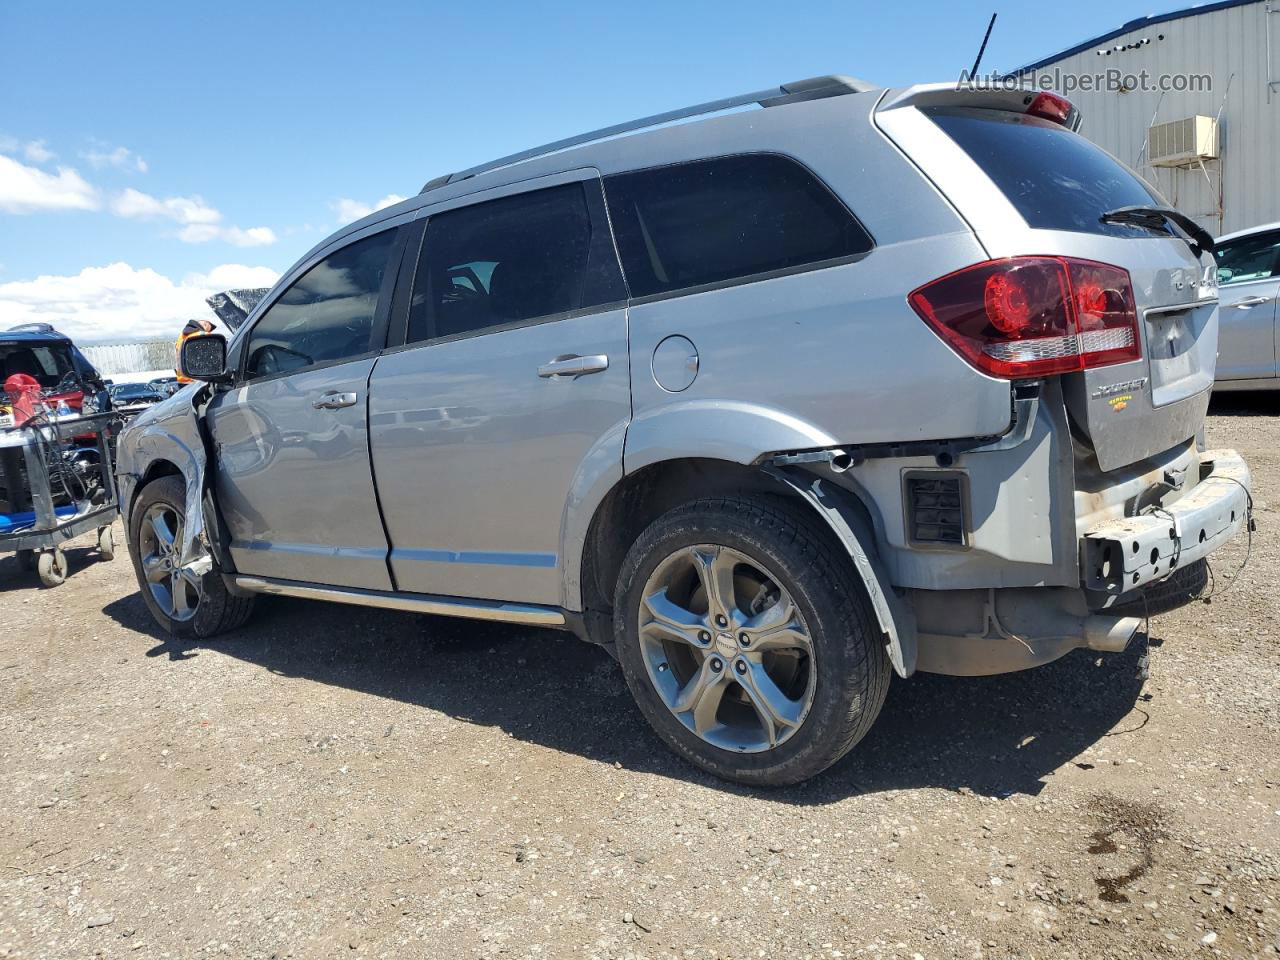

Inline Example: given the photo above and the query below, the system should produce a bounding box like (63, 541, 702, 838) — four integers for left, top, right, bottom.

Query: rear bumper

(1081, 448, 1250, 596)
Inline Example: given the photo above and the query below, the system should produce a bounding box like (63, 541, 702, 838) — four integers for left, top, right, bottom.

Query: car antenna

(969, 13, 997, 78)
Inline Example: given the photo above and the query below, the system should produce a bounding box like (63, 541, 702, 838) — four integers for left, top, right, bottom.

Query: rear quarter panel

(613, 92, 1015, 466)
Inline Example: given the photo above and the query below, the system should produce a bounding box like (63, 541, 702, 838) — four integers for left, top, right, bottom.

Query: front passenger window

(1215, 231, 1280, 286)
(245, 230, 396, 379)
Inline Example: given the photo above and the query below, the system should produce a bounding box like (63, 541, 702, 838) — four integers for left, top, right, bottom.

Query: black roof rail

(419, 75, 873, 194)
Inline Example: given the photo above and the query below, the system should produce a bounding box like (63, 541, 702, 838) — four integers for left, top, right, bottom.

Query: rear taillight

(908, 256, 1140, 379)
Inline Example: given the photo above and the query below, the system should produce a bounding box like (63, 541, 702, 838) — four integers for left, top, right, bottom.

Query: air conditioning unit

(1146, 116, 1219, 167)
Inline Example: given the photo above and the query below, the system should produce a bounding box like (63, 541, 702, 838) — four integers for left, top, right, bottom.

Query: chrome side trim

(231, 576, 567, 627)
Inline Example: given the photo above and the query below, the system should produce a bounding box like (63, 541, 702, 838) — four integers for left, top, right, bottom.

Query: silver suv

(117, 77, 1251, 786)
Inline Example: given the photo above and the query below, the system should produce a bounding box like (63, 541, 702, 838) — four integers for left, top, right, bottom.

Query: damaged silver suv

(117, 77, 1251, 786)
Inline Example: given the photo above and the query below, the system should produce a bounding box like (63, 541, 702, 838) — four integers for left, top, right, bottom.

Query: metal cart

(0, 411, 120, 586)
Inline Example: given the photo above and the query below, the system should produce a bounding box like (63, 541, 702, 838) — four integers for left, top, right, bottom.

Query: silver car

(116, 77, 1252, 786)
(1213, 221, 1280, 389)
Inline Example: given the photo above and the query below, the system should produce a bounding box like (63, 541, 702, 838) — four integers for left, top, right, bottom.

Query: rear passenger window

(244, 230, 395, 379)
(408, 183, 612, 344)
(603, 154, 872, 299)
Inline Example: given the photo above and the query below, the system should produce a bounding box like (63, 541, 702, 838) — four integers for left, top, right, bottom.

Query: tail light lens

(908, 256, 1140, 379)
(1027, 92, 1077, 127)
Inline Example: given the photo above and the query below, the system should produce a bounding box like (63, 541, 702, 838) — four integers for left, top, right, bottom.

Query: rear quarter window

(928, 107, 1164, 239)
(603, 154, 873, 299)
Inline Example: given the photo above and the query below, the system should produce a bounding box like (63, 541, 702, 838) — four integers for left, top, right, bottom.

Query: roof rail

(419, 75, 874, 194)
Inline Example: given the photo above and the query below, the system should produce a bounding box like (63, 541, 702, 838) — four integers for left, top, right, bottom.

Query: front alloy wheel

(128, 475, 256, 638)
(137, 502, 202, 622)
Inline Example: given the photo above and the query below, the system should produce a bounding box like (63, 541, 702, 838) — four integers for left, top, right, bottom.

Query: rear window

(604, 154, 872, 299)
(928, 107, 1163, 239)
(1, 342, 76, 391)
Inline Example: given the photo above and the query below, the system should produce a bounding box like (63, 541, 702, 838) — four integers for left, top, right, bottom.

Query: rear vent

(905, 471, 969, 547)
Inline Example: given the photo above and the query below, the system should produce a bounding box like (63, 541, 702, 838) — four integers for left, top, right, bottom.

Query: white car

(1214, 222, 1280, 389)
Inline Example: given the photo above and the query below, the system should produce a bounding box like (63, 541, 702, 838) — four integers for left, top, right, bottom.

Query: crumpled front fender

(116, 384, 213, 568)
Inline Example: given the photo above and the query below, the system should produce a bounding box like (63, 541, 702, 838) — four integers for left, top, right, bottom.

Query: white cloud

(178, 223, 277, 247)
(0, 262, 280, 341)
(84, 142, 147, 173)
(24, 140, 55, 164)
(0, 154, 98, 213)
(112, 188, 275, 246)
(111, 187, 220, 224)
(0, 135, 56, 164)
(0, 138, 276, 245)
(333, 193, 406, 224)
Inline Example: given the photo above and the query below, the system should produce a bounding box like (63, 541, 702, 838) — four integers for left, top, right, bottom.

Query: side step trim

(231, 576, 567, 627)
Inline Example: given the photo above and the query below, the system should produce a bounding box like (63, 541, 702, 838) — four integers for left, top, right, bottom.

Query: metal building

(1011, 0, 1279, 236)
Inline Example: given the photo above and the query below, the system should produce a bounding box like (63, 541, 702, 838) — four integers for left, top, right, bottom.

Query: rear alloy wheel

(636, 544, 816, 754)
(128, 476, 255, 639)
(614, 495, 890, 787)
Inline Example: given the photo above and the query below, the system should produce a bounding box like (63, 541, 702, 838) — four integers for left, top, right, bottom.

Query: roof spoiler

(876, 83, 1082, 132)
(420, 74, 877, 193)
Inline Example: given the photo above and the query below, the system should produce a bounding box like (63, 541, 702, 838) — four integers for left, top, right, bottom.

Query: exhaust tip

(1084, 615, 1143, 653)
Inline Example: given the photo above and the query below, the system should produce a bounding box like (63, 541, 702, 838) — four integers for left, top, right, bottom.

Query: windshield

(0, 342, 78, 391)
(927, 107, 1165, 239)
(112, 385, 160, 399)
(1215, 229, 1280, 285)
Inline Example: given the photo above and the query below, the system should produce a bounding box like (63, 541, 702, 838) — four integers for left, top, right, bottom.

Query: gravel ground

(2, 396, 1279, 960)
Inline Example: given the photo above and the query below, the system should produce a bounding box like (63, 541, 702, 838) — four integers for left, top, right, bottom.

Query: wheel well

(132, 460, 183, 513)
(579, 458, 800, 625)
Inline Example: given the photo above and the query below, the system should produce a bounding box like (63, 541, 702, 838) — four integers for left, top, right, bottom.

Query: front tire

(128, 476, 255, 638)
(613, 495, 890, 787)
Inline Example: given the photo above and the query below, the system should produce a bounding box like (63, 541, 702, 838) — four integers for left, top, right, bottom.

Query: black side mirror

(180, 333, 230, 382)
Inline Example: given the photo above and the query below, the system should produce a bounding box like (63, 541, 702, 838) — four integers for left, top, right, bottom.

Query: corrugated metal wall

(80, 340, 175, 378)
(1020, 0, 1278, 236)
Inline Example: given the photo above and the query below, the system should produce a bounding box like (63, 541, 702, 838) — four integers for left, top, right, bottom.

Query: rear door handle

(537, 354, 609, 379)
(1230, 295, 1274, 308)
(312, 391, 358, 409)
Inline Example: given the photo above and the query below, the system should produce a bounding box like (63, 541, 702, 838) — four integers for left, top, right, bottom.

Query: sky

(0, 0, 1194, 342)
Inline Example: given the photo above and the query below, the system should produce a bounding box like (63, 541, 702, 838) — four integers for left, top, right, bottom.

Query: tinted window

(408, 183, 603, 343)
(1215, 231, 1280, 285)
(928, 108, 1163, 239)
(245, 230, 395, 379)
(603, 154, 872, 299)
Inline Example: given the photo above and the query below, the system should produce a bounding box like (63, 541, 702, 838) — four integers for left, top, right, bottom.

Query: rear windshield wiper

(1100, 205, 1215, 259)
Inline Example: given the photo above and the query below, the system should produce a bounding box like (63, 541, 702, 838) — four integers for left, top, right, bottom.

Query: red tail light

(908, 257, 1140, 379)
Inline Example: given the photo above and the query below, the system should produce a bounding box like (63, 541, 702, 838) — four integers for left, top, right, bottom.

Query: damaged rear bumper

(1081, 449, 1250, 597)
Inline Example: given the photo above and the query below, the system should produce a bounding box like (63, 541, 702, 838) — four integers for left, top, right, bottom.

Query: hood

(205, 288, 270, 331)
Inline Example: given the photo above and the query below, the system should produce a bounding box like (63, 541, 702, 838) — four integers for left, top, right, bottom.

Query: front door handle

(312, 391, 358, 410)
(1230, 295, 1274, 309)
(537, 354, 609, 380)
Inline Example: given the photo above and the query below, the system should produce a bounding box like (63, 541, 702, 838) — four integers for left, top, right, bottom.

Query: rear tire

(613, 495, 890, 787)
(128, 476, 255, 638)
(1111, 558, 1209, 617)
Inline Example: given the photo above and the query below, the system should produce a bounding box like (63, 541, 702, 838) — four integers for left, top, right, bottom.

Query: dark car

(148, 377, 182, 398)
(1, 323, 110, 419)
(109, 383, 166, 412)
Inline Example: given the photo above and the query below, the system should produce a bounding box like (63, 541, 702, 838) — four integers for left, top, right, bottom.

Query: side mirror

(180, 333, 230, 382)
